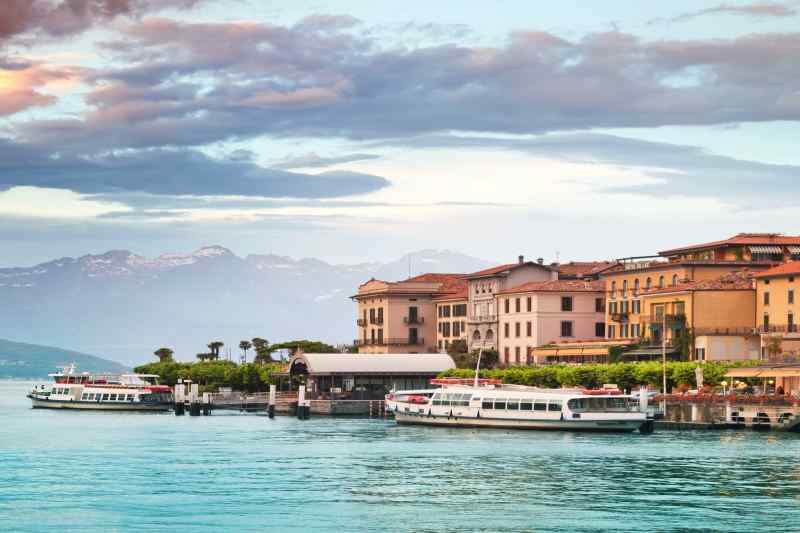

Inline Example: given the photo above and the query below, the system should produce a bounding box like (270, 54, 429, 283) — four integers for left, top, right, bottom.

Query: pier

(654, 395, 800, 431)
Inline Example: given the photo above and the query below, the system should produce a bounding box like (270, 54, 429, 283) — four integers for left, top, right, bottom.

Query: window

(507, 399, 519, 410)
(790, 289, 795, 305)
(646, 277, 652, 290)
(515, 322, 521, 337)
(110, 394, 117, 401)
(609, 301, 617, 314)
(102, 394, 109, 401)
(453, 321, 461, 337)
(764, 313, 770, 331)
(789, 313, 796, 333)
(504, 323, 510, 338)
(561, 296, 573, 312)
(442, 322, 451, 337)
(515, 347, 521, 364)
(633, 279, 640, 295)
(441, 305, 451, 318)
(453, 304, 467, 317)
(534, 401, 547, 411)
(81, 393, 88, 400)
(608, 325, 616, 339)
(561, 321, 574, 337)
(549, 400, 562, 412)
(632, 300, 641, 314)
(622, 280, 628, 296)
(659, 276, 665, 288)
(611, 281, 617, 298)
(520, 400, 533, 410)
(377, 329, 383, 343)
(595, 298, 604, 312)
(764, 292, 770, 306)
(527, 297, 532, 312)
(494, 398, 507, 410)
(438, 306, 442, 318)
(595, 322, 605, 337)
(408, 328, 418, 344)
(482, 399, 494, 410)
(515, 298, 521, 313)
(631, 324, 641, 338)
(526, 321, 532, 337)
(672, 274, 678, 287)
(621, 324, 629, 338)
(696, 348, 706, 361)
(505, 299, 510, 314)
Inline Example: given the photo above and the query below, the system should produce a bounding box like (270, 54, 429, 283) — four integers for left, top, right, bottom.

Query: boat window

(520, 400, 533, 410)
(102, 394, 109, 401)
(534, 401, 547, 411)
(549, 400, 563, 412)
(494, 398, 507, 410)
(81, 394, 88, 400)
(482, 399, 494, 410)
(89, 394, 95, 400)
(506, 399, 519, 410)
(126, 394, 134, 401)
(457, 394, 471, 406)
(568, 398, 586, 411)
(110, 394, 118, 401)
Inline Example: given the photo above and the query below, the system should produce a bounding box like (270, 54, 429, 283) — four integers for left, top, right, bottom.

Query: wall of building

(694, 291, 755, 330)
(355, 288, 438, 354)
(756, 276, 797, 333)
(694, 335, 760, 361)
(497, 291, 605, 366)
(436, 299, 468, 352)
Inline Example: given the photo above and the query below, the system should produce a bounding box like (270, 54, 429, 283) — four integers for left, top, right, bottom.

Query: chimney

(518, 255, 524, 264)
(537, 257, 544, 265)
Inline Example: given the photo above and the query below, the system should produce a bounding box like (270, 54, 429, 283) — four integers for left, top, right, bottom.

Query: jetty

(654, 394, 800, 431)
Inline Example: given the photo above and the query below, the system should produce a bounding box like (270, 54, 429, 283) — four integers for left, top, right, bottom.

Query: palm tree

(207, 341, 224, 360)
(153, 347, 174, 363)
(251, 337, 270, 364)
(196, 352, 212, 362)
(239, 340, 252, 364)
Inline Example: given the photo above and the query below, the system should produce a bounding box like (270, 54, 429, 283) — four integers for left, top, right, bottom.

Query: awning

(749, 245, 783, 254)
(788, 246, 800, 254)
(726, 366, 800, 378)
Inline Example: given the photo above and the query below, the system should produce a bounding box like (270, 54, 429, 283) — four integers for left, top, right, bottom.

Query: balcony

(354, 337, 426, 347)
(369, 318, 384, 326)
(610, 312, 629, 323)
(641, 314, 686, 326)
(759, 324, 800, 334)
(356, 318, 366, 327)
(694, 327, 758, 337)
(404, 316, 425, 325)
(467, 314, 497, 324)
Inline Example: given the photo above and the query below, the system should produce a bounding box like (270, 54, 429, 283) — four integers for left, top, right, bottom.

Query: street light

(721, 380, 728, 396)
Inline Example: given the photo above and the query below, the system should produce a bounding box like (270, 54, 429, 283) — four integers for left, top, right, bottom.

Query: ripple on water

(3, 382, 800, 532)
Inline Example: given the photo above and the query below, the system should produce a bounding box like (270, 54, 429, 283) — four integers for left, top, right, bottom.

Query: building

(434, 285, 468, 352)
(532, 339, 635, 365)
(638, 270, 759, 361)
(755, 261, 800, 359)
(352, 273, 466, 354)
(602, 233, 795, 342)
(495, 280, 607, 366)
(552, 261, 617, 280)
(465, 256, 557, 352)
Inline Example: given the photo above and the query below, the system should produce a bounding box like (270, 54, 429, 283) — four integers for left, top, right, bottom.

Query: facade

(352, 273, 466, 354)
(465, 257, 557, 352)
(755, 261, 800, 359)
(434, 288, 468, 352)
(601, 233, 795, 342)
(496, 280, 606, 366)
(638, 270, 758, 361)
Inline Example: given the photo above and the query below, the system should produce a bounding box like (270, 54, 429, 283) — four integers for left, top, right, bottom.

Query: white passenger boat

(386, 378, 653, 433)
(27, 364, 173, 411)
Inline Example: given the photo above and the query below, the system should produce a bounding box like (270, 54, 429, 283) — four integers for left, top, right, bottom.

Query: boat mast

(473, 346, 484, 388)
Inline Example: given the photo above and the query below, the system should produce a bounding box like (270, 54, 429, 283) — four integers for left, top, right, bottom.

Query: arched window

(634, 279, 640, 294)
(611, 281, 617, 298)
(486, 329, 494, 341)
(659, 276, 665, 289)
(672, 274, 678, 287)
(622, 280, 628, 296)
(646, 277, 652, 290)
(473, 330, 481, 340)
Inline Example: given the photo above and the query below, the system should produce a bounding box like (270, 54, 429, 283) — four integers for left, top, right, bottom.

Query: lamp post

(721, 380, 727, 396)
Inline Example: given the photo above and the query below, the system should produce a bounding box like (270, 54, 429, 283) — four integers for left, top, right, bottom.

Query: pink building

(496, 280, 607, 366)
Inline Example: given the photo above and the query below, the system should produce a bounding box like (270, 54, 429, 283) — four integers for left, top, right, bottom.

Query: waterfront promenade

(5, 381, 800, 532)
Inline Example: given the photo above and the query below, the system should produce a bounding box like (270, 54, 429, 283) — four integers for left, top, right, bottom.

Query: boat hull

(28, 396, 171, 412)
(394, 411, 645, 432)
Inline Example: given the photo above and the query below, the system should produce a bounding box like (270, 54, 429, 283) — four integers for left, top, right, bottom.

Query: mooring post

(174, 382, 185, 416)
(268, 384, 276, 419)
(725, 401, 733, 424)
(202, 392, 211, 416)
(691, 403, 699, 423)
(189, 383, 201, 416)
(298, 385, 306, 420)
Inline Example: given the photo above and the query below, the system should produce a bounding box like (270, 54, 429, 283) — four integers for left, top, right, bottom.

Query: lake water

(3, 381, 800, 532)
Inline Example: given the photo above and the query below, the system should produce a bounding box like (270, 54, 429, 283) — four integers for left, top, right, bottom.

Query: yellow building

(602, 233, 797, 342)
(434, 288, 469, 352)
(638, 270, 758, 361)
(755, 261, 800, 359)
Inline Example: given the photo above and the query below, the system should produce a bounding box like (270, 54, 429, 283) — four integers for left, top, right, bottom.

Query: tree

(153, 347, 174, 363)
(268, 340, 336, 355)
(207, 341, 224, 361)
(196, 352, 213, 362)
(239, 340, 253, 363)
(252, 338, 271, 365)
(766, 336, 783, 361)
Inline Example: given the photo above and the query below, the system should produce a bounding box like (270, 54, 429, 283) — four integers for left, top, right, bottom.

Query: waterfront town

(352, 233, 800, 392)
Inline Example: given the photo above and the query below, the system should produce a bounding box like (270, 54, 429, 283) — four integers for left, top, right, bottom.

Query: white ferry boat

(27, 364, 173, 411)
(386, 378, 653, 433)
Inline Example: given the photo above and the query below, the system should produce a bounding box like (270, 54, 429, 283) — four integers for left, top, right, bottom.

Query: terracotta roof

(641, 270, 755, 295)
(499, 279, 605, 294)
(601, 259, 775, 276)
(354, 272, 466, 299)
(554, 261, 617, 278)
(466, 261, 552, 279)
(433, 285, 469, 301)
(404, 273, 465, 283)
(754, 261, 800, 279)
(659, 233, 800, 256)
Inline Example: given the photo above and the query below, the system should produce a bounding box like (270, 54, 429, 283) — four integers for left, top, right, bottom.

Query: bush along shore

(134, 361, 287, 393)
(440, 360, 763, 392)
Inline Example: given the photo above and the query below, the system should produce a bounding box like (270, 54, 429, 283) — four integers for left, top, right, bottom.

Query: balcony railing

(694, 327, 759, 337)
(759, 324, 800, 334)
(467, 314, 497, 324)
(641, 314, 686, 325)
(356, 318, 366, 327)
(404, 316, 424, 325)
(368, 318, 384, 325)
(610, 312, 629, 323)
(354, 337, 426, 347)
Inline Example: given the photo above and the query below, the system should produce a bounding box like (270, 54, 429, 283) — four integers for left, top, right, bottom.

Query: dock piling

(174, 383, 185, 416)
(297, 385, 309, 420)
(268, 384, 276, 419)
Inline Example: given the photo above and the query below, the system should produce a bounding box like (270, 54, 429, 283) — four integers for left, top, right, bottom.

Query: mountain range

(0, 247, 493, 367)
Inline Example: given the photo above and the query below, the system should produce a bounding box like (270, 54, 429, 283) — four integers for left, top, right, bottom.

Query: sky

(1, 0, 799, 267)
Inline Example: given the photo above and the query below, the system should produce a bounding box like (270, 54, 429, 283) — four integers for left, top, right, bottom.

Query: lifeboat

(430, 378, 503, 386)
(582, 388, 622, 396)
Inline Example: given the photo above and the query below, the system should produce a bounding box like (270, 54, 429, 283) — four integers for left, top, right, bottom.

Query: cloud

(0, 139, 390, 198)
(0, 58, 87, 116)
(11, 18, 799, 155)
(269, 152, 380, 170)
(0, 0, 202, 41)
(376, 132, 800, 208)
(653, 2, 797, 24)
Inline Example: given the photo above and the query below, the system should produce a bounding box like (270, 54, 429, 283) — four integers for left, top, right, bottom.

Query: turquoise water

(3, 381, 800, 532)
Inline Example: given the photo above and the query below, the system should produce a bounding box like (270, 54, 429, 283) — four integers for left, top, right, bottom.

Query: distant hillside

(0, 338, 129, 379)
